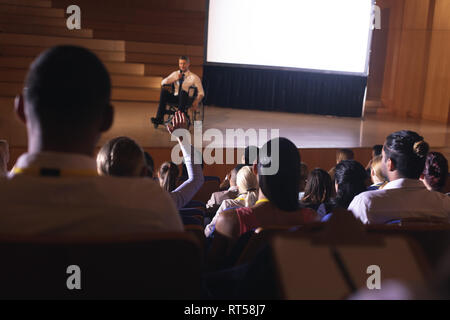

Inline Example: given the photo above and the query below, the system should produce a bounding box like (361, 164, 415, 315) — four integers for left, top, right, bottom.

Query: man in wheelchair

(151, 56, 204, 127)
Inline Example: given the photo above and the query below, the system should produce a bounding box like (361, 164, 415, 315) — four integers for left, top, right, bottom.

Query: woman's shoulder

(298, 206, 321, 223)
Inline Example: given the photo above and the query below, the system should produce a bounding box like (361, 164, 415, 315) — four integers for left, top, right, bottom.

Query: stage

(104, 101, 450, 151)
(6, 101, 449, 179)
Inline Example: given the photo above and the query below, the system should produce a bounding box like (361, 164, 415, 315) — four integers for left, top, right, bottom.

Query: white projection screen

(206, 0, 374, 75)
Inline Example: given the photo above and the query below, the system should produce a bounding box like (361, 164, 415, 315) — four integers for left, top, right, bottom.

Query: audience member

(214, 137, 319, 240)
(242, 145, 259, 166)
(158, 161, 180, 192)
(143, 151, 155, 178)
(334, 160, 368, 209)
(420, 152, 448, 193)
(97, 113, 203, 209)
(329, 148, 354, 181)
(348, 130, 450, 224)
(298, 162, 309, 200)
(367, 155, 387, 190)
(205, 166, 258, 237)
(0, 140, 9, 177)
(97, 136, 147, 177)
(0, 45, 183, 236)
(218, 146, 259, 191)
(365, 144, 383, 172)
(206, 164, 244, 213)
(301, 168, 334, 218)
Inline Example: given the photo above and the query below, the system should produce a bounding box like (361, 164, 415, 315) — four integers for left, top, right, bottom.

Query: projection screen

(206, 0, 374, 75)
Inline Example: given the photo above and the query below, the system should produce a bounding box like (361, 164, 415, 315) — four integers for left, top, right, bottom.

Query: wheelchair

(152, 84, 204, 129)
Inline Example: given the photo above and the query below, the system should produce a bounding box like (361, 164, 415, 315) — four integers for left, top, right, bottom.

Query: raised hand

(167, 111, 188, 135)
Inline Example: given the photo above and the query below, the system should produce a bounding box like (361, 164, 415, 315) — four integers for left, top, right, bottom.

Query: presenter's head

(15, 45, 114, 156)
(179, 56, 190, 73)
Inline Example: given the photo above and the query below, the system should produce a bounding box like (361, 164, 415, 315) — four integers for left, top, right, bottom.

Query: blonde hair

(336, 149, 354, 163)
(236, 166, 259, 207)
(370, 155, 385, 183)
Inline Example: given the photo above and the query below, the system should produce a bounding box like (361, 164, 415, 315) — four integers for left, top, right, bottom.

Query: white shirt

(348, 178, 450, 224)
(161, 70, 204, 98)
(170, 144, 204, 209)
(0, 152, 183, 237)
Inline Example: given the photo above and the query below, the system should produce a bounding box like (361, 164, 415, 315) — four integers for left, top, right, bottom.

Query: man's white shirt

(161, 70, 204, 97)
(348, 178, 450, 224)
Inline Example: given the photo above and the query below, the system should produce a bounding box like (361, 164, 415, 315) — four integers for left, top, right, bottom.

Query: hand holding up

(167, 111, 188, 135)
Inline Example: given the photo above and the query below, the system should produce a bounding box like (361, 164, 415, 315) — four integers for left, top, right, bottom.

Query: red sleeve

(235, 207, 259, 235)
(302, 208, 319, 223)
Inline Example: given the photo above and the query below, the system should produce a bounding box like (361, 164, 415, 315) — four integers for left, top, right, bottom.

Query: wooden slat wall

(378, 0, 450, 124)
(422, 0, 450, 122)
(7, 146, 374, 180)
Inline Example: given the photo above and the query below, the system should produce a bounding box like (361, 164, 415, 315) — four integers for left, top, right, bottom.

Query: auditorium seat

(184, 224, 206, 251)
(367, 223, 450, 269)
(235, 224, 324, 266)
(191, 176, 220, 204)
(271, 211, 430, 299)
(0, 232, 203, 299)
(179, 208, 205, 226)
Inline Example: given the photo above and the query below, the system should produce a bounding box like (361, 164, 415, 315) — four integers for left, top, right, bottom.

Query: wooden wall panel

(6, 146, 374, 182)
(422, 31, 450, 121)
(422, 0, 450, 122)
(379, 0, 450, 123)
(379, 0, 404, 109)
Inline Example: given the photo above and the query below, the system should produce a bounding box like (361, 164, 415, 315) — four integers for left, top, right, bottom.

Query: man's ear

(100, 104, 114, 132)
(387, 158, 395, 171)
(252, 162, 258, 176)
(14, 94, 26, 124)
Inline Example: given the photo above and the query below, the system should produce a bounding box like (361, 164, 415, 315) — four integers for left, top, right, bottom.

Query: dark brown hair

(302, 168, 333, 205)
(423, 152, 448, 192)
(159, 162, 180, 192)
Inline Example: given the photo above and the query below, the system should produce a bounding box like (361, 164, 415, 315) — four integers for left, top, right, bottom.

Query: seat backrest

(272, 232, 428, 299)
(192, 177, 220, 204)
(0, 232, 202, 299)
(367, 223, 450, 268)
(271, 211, 431, 299)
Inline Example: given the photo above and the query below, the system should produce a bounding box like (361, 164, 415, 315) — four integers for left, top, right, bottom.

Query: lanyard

(255, 198, 269, 205)
(12, 167, 98, 177)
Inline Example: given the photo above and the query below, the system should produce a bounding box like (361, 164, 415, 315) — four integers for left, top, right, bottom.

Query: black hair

(258, 137, 300, 211)
(244, 145, 259, 165)
(423, 152, 448, 192)
(25, 46, 111, 133)
(373, 145, 383, 157)
(159, 162, 180, 192)
(144, 151, 155, 178)
(383, 130, 429, 179)
(334, 160, 367, 208)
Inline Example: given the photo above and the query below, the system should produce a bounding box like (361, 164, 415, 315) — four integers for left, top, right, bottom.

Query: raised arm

(166, 111, 204, 209)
